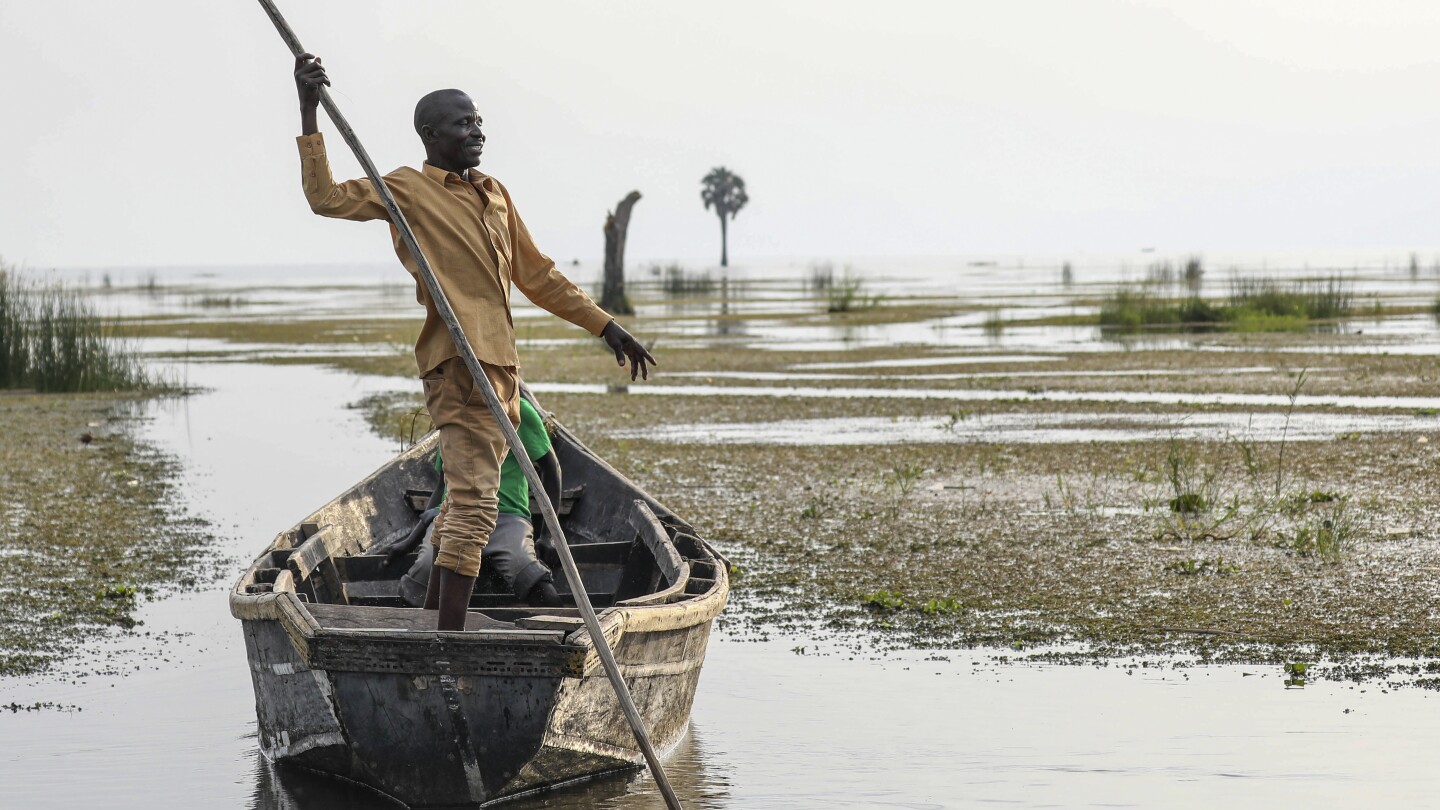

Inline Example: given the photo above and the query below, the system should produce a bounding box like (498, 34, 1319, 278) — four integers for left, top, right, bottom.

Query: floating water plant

(861, 590, 907, 611)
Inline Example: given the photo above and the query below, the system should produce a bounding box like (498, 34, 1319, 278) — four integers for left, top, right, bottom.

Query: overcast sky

(4, 0, 1440, 270)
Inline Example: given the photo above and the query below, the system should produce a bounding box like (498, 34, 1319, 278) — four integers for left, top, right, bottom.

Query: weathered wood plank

(307, 603, 511, 632)
(516, 615, 586, 631)
(627, 501, 684, 585)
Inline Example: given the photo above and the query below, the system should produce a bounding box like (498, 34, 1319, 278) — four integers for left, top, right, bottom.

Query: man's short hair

(413, 89, 471, 136)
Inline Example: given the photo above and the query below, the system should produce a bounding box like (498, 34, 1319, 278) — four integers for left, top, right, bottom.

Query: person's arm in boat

(294, 53, 389, 221)
(533, 450, 562, 566)
(384, 484, 445, 567)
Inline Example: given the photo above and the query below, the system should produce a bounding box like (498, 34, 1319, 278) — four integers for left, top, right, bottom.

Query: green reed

(0, 266, 149, 392)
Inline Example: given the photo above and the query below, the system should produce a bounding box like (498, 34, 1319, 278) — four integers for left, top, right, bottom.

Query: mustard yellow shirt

(297, 132, 612, 373)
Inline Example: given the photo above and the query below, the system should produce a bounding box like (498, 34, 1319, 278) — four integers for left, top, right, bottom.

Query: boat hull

(232, 418, 728, 808)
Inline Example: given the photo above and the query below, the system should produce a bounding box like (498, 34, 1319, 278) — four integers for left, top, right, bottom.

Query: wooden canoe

(228, 405, 729, 808)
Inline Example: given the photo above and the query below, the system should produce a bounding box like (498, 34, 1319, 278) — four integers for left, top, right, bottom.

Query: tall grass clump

(806, 262, 835, 292)
(1228, 276, 1351, 327)
(826, 270, 883, 313)
(1100, 274, 1352, 333)
(655, 264, 715, 296)
(0, 267, 149, 392)
(1098, 287, 1184, 330)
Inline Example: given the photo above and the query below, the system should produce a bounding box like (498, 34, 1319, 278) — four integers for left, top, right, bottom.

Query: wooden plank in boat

(476, 606, 582, 622)
(307, 603, 546, 636)
(628, 501, 684, 585)
(515, 615, 586, 631)
(568, 540, 632, 565)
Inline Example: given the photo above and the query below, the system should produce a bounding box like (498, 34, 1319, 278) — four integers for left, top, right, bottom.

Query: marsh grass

(826, 271, 883, 313)
(657, 264, 715, 296)
(1147, 372, 1360, 560)
(806, 262, 835, 292)
(0, 267, 149, 392)
(193, 294, 247, 309)
(1099, 274, 1353, 333)
(884, 462, 925, 499)
(981, 310, 1006, 337)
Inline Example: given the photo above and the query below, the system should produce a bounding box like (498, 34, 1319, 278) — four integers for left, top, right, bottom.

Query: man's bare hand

(295, 53, 329, 135)
(601, 320, 657, 381)
(295, 53, 329, 108)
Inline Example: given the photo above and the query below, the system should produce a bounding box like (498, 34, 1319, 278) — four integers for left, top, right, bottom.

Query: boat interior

(238, 435, 725, 632)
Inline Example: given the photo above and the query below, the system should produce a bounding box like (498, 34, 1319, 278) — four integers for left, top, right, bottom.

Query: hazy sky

(5, 0, 1440, 270)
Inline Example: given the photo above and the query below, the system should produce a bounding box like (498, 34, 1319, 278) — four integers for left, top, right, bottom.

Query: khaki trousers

(421, 356, 521, 578)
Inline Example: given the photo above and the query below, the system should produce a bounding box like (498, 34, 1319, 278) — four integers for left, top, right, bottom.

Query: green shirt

(498, 399, 551, 517)
(432, 399, 551, 517)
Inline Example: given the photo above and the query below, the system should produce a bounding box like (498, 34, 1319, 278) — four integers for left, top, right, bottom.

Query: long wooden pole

(253, 3, 683, 807)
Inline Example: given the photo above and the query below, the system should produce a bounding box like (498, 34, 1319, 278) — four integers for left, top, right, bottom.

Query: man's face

(423, 93, 485, 171)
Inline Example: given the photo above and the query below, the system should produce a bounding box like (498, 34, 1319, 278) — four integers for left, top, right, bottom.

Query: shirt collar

(422, 162, 496, 192)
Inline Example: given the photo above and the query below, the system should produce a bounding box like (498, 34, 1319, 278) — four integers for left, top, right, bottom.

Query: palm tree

(700, 167, 748, 267)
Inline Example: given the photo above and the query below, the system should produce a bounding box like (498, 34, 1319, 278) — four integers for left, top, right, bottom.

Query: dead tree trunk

(601, 191, 642, 315)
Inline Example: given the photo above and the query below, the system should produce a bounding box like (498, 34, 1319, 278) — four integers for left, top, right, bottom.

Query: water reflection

(250, 725, 730, 810)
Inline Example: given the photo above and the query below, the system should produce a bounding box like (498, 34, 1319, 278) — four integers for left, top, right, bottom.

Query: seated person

(389, 398, 565, 608)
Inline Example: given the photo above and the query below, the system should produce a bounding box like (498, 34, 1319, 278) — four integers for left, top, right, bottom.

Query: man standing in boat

(292, 54, 656, 631)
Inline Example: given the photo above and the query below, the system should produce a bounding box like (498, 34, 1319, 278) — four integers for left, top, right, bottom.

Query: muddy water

(0, 360, 1438, 808)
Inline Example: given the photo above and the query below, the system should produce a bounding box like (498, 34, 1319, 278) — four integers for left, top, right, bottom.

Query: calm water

(4, 256, 1440, 807)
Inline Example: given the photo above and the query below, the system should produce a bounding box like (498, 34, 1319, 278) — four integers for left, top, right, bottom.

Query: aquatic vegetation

(981, 310, 1006, 337)
(193, 294, 247, 309)
(1283, 661, 1311, 688)
(1284, 490, 1341, 512)
(1157, 437, 1230, 537)
(1168, 492, 1207, 513)
(0, 266, 151, 392)
(0, 394, 217, 676)
(349, 391, 432, 451)
(884, 462, 925, 499)
(1098, 275, 1353, 333)
(919, 596, 964, 615)
(826, 271, 883, 313)
(861, 590, 907, 611)
(799, 492, 836, 520)
(1279, 504, 1355, 562)
(1144, 256, 1204, 291)
(652, 264, 715, 296)
(806, 262, 835, 292)
(1163, 557, 1238, 576)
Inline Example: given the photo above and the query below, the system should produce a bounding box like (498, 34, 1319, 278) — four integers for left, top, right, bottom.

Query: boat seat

(306, 603, 516, 632)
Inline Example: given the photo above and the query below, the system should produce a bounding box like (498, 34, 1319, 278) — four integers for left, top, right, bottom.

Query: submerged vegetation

(0, 265, 151, 392)
(1099, 275, 1354, 332)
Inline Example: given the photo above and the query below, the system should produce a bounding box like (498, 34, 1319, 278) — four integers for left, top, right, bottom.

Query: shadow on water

(250, 725, 730, 810)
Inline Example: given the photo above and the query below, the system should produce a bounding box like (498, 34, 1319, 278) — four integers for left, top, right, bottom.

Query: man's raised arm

(293, 53, 387, 222)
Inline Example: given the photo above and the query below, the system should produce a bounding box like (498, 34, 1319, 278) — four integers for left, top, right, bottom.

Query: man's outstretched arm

(293, 53, 387, 222)
(499, 183, 658, 379)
